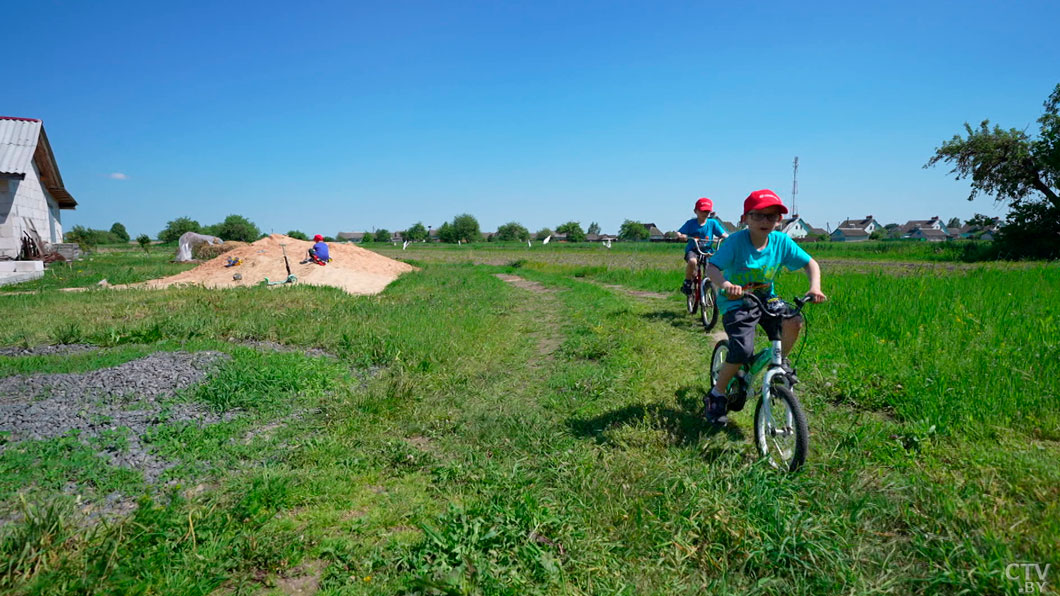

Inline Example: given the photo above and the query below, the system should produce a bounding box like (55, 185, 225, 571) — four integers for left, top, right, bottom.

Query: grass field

(1, 243, 1056, 594)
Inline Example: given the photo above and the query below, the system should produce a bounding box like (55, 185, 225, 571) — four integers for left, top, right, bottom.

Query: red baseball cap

(313, 234, 324, 241)
(694, 197, 714, 212)
(743, 189, 788, 215)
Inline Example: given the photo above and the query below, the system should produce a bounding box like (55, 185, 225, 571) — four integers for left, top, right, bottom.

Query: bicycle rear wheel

(753, 382, 809, 472)
(709, 340, 728, 387)
(699, 280, 719, 332)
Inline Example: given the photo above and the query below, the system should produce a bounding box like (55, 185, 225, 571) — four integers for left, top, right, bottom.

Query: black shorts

(721, 300, 803, 364)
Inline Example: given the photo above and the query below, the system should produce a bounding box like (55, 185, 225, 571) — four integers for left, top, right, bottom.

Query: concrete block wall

(0, 160, 64, 258)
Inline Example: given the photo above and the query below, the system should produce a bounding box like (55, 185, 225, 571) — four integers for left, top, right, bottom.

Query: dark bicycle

(686, 239, 720, 332)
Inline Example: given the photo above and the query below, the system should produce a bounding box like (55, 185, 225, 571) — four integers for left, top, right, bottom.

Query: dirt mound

(142, 235, 415, 295)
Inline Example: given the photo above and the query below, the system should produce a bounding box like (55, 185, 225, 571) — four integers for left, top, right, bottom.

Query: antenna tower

(791, 156, 799, 216)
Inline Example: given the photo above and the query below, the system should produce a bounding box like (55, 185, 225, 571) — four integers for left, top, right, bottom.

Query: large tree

(618, 219, 650, 241)
(439, 214, 481, 243)
(109, 222, 130, 243)
(159, 217, 202, 243)
(926, 83, 1060, 258)
(405, 222, 428, 242)
(587, 222, 601, 236)
(210, 214, 261, 242)
(496, 221, 530, 242)
(555, 221, 586, 242)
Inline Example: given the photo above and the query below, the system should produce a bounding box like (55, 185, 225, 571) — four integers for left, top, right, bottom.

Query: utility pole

(791, 156, 799, 216)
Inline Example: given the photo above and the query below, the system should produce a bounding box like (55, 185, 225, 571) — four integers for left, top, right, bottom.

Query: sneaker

(781, 358, 798, 384)
(681, 280, 693, 295)
(704, 392, 729, 426)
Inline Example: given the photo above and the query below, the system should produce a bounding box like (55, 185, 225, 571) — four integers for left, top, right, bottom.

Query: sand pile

(142, 235, 415, 295)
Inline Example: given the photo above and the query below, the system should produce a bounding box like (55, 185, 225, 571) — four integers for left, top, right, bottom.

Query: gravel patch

(0, 344, 99, 357)
(0, 351, 234, 483)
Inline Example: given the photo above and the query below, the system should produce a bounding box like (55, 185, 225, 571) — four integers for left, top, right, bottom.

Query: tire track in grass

(494, 273, 564, 359)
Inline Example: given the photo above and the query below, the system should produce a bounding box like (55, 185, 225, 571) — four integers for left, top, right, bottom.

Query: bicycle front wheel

(699, 280, 719, 332)
(754, 383, 809, 472)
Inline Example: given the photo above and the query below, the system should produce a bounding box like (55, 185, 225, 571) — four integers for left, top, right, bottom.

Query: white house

(900, 216, 948, 239)
(778, 216, 823, 240)
(0, 117, 76, 258)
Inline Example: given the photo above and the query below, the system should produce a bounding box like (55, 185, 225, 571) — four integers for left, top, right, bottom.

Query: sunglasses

(746, 211, 782, 222)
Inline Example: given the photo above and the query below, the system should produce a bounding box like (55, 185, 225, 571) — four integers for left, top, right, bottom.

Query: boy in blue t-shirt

(676, 197, 729, 295)
(302, 234, 331, 265)
(704, 189, 827, 425)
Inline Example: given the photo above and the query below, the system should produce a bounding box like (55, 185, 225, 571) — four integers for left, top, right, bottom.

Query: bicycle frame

(742, 339, 787, 431)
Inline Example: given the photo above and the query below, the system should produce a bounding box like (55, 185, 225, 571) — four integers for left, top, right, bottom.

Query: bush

(136, 234, 151, 253)
(193, 241, 247, 260)
(287, 230, 308, 240)
(64, 226, 120, 250)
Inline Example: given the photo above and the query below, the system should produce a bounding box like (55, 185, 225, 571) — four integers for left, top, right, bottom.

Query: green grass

(0, 246, 1056, 594)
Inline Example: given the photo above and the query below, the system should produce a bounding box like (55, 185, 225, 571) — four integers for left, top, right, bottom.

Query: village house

(836, 215, 882, 234)
(778, 215, 824, 240)
(0, 117, 76, 258)
(899, 216, 949, 240)
(642, 223, 665, 241)
(829, 227, 871, 242)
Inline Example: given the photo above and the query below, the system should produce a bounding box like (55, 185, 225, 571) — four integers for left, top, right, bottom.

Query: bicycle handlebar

(688, 238, 719, 256)
(733, 291, 815, 319)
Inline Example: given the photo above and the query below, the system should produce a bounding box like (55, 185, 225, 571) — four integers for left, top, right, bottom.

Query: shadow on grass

(566, 385, 745, 456)
(640, 309, 700, 332)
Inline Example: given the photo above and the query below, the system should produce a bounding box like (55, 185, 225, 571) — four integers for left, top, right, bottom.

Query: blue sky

(9, 0, 1059, 237)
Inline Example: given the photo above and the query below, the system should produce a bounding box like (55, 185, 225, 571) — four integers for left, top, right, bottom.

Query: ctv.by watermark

(1006, 563, 1051, 594)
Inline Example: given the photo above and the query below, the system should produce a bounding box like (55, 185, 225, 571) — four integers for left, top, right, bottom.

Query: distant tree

(555, 221, 586, 242)
(587, 222, 601, 236)
(883, 223, 904, 240)
(966, 213, 997, 228)
(210, 214, 261, 242)
(109, 222, 130, 243)
(926, 82, 1060, 258)
(374, 229, 391, 242)
(869, 229, 885, 240)
(452, 214, 481, 243)
(438, 222, 455, 243)
(159, 217, 202, 243)
(496, 222, 530, 242)
(946, 217, 962, 229)
(405, 222, 428, 242)
(287, 230, 309, 240)
(439, 214, 480, 243)
(618, 220, 650, 241)
(535, 227, 552, 240)
(323, 236, 336, 242)
(136, 233, 151, 252)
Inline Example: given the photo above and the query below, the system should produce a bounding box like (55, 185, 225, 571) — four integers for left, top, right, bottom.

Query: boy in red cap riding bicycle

(676, 197, 729, 295)
(703, 189, 827, 426)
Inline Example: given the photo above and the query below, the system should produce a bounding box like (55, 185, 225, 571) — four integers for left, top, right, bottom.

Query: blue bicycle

(709, 292, 814, 471)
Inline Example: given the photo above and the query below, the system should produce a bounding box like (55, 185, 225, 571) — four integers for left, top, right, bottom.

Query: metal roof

(0, 117, 76, 208)
(0, 117, 42, 177)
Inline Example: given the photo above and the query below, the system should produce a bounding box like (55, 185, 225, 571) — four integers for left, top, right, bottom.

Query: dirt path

(493, 274, 564, 359)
